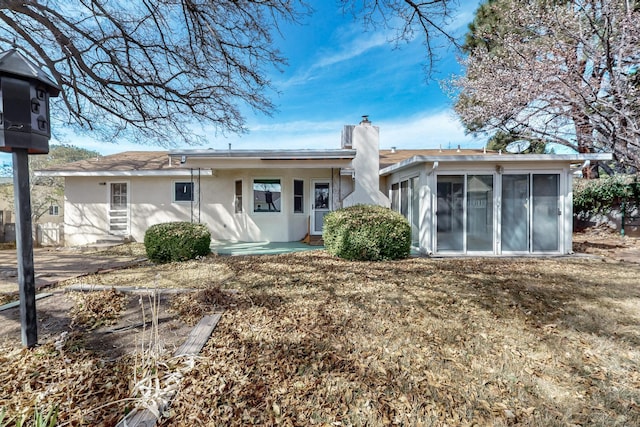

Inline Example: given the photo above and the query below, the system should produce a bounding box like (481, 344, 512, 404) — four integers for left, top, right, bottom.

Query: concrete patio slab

(210, 240, 324, 256)
(0, 248, 145, 293)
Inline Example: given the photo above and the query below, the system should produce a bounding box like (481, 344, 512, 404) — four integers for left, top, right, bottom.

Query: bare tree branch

(0, 0, 308, 146)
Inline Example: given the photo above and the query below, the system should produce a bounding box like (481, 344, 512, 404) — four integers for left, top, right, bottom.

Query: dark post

(0, 47, 60, 348)
(12, 148, 37, 346)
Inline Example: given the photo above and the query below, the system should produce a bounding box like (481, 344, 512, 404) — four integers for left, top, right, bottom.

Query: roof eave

(35, 170, 212, 177)
(169, 149, 357, 160)
(379, 153, 614, 176)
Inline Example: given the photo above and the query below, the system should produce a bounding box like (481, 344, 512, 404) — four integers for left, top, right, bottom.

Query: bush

(144, 221, 211, 263)
(574, 175, 640, 216)
(323, 205, 411, 261)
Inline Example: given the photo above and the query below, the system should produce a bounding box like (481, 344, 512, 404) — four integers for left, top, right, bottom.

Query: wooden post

(12, 148, 37, 347)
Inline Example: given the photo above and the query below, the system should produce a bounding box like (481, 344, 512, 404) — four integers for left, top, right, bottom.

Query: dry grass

(159, 253, 640, 426)
(1, 245, 639, 426)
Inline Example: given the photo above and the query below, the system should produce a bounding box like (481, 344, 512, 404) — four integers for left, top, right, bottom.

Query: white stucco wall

(64, 169, 337, 246)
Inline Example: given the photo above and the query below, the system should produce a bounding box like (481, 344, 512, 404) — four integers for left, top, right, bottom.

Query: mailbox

(0, 48, 60, 154)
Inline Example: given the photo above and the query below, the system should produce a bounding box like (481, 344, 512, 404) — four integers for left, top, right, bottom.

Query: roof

(379, 148, 491, 169)
(169, 148, 357, 160)
(34, 151, 191, 177)
(35, 148, 615, 177)
(379, 151, 613, 176)
(35, 149, 357, 177)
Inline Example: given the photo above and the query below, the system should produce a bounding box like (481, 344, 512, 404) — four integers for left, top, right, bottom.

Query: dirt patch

(0, 290, 196, 359)
(573, 224, 640, 262)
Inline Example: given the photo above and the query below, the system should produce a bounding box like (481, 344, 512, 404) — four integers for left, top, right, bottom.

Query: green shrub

(144, 222, 211, 263)
(574, 175, 640, 216)
(323, 205, 411, 261)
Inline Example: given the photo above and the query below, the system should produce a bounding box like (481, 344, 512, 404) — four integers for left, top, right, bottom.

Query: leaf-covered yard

(1, 243, 640, 426)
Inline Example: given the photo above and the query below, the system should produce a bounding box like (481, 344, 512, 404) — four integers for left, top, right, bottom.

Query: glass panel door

(501, 175, 529, 252)
(532, 174, 560, 252)
(311, 181, 330, 235)
(109, 182, 129, 236)
(410, 177, 420, 246)
(436, 175, 464, 251)
(467, 175, 494, 251)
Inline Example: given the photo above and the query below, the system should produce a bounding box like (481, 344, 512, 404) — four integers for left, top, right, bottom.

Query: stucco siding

(64, 169, 338, 246)
(64, 176, 110, 246)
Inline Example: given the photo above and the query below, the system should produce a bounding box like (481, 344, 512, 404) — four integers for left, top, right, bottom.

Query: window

(174, 182, 194, 202)
(110, 182, 128, 210)
(235, 180, 243, 213)
(293, 179, 304, 213)
(253, 179, 281, 212)
(392, 178, 419, 246)
(49, 205, 59, 216)
(390, 183, 399, 211)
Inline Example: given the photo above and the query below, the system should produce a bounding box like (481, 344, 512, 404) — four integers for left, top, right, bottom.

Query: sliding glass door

(532, 174, 560, 251)
(434, 172, 561, 254)
(501, 174, 560, 253)
(501, 175, 529, 252)
(467, 175, 494, 251)
(437, 175, 464, 251)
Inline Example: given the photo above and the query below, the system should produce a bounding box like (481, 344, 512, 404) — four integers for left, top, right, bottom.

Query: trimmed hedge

(144, 221, 211, 263)
(323, 205, 411, 261)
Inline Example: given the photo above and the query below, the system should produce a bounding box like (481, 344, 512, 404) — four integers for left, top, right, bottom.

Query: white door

(311, 181, 330, 235)
(109, 182, 130, 236)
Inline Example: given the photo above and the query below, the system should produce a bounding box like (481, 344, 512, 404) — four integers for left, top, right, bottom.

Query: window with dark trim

(49, 205, 59, 216)
(235, 180, 243, 213)
(253, 179, 281, 212)
(174, 182, 194, 202)
(293, 179, 304, 213)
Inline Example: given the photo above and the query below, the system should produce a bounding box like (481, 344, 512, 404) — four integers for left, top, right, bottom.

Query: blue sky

(1, 1, 483, 167)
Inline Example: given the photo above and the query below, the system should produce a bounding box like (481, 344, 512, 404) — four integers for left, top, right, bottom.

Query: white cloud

(42, 111, 484, 156)
(377, 110, 485, 150)
(217, 109, 485, 151)
(280, 28, 390, 88)
(314, 31, 388, 69)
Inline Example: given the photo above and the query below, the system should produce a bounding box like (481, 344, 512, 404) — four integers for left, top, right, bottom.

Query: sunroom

(381, 152, 612, 256)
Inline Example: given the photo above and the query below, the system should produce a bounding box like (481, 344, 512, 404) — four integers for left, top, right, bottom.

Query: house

(0, 177, 64, 244)
(37, 117, 610, 255)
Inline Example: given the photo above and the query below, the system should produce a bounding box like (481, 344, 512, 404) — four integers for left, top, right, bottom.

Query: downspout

(427, 161, 439, 176)
(198, 168, 201, 223)
(190, 168, 194, 223)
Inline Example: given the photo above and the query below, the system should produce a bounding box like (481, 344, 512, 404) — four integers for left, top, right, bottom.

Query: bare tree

(0, 0, 307, 146)
(452, 0, 640, 173)
(340, 0, 460, 76)
(1, 1, 460, 147)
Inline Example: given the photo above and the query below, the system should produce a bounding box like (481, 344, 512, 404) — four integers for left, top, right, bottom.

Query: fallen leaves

(69, 288, 127, 329)
(1, 244, 640, 426)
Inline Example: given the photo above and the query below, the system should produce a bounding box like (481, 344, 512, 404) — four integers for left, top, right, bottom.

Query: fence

(0, 222, 64, 246)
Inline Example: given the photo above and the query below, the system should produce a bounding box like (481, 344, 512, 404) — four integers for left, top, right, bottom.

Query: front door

(311, 181, 330, 235)
(109, 182, 130, 236)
